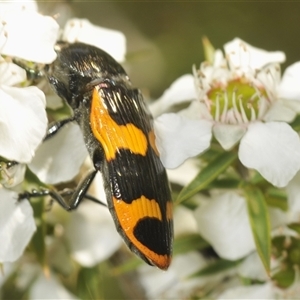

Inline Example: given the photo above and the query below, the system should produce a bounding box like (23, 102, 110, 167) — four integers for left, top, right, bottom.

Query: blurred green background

(41, 1, 300, 98)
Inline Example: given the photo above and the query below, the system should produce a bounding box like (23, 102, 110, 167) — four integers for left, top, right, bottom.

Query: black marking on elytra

(108, 148, 169, 205)
(133, 217, 172, 255)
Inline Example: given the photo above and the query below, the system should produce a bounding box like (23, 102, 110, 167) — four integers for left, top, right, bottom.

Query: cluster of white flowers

(148, 38, 300, 298)
(0, 1, 125, 297)
(2, 0, 300, 298)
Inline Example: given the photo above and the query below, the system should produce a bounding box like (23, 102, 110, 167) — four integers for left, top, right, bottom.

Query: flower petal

(194, 191, 256, 260)
(174, 206, 199, 237)
(0, 189, 36, 262)
(0, 10, 59, 63)
(0, 62, 26, 86)
(178, 100, 212, 121)
(138, 251, 206, 299)
(0, 1, 37, 13)
(0, 85, 47, 163)
(149, 74, 196, 117)
(45, 94, 64, 110)
(30, 272, 78, 300)
(224, 38, 285, 71)
(217, 282, 275, 299)
(154, 113, 212, 168)
(167, 158, 200, 186)
(239, 122, 300, 187)
(213, 123, 246, 150)
(238, 251, 269, 281)
(263, 100, 297, 123)
(29, 123, 88, 184)
(62, 18, 126, 62)
(278, 61, 300, 101)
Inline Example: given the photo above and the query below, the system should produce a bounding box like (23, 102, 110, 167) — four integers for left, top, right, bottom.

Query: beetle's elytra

(41, 42, 173, 270)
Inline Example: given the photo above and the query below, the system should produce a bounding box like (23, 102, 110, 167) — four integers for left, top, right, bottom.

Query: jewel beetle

(23, 42, 173, 270)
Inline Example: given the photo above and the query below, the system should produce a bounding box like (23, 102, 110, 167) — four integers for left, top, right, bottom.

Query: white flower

(0, 2, 59, 63)
(0, 189, 36, 263)
(62, 18, 126, 62)
(153, 38, 300, 187)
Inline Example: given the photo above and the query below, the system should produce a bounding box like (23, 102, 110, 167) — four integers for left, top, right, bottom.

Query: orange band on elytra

(113, 196, 171, 269)
(90, 87, 148, 161)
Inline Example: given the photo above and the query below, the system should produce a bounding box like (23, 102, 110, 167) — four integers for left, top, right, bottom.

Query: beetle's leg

(59, 144, 107, 208)
(66, 169, 98, 209)
(45, 117, 76, 141)
(59, 189, 106, 207)
(19, 169, 99, 211)
(82, 194, 107, 206)
(19, 188, 71, 210)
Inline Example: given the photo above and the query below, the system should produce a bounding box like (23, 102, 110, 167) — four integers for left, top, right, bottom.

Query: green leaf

(176, 151, 237, 205)
(174, 234, 209, 255)
(288, 223, 300, 235)
(243, 186, 271, 274)
(29, 197, 47, 269)
(1, 268, 31, 300)
(190, 258, 241, 278)
(207, 178, 240, 189)
(290, 114, 300, 132)
(272, 236, 287, 259)
(23, 167, 48, 189)
(77, 263, 127, 299)
(77, 266, 102, 299)
(272, 266, 295, 289)
(265, 188, 287, 211)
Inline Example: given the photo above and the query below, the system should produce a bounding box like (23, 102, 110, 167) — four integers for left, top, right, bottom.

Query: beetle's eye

(102, 78, 116, 87)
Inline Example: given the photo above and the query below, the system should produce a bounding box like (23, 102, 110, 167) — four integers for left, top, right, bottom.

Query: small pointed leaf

(176, 151, 237, 204)
(202, 36, 215, 64)
(265, 188, 287, 211)
(173, 234, 209, 255)
(243, 186, 271, 274)
(29, 196, 46, 269)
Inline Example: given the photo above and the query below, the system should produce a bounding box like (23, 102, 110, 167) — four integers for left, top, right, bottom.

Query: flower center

(207, 78, 268, 124)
